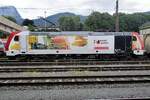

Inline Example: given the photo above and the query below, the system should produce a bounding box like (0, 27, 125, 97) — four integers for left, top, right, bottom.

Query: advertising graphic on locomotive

(4, 31, 144, 58)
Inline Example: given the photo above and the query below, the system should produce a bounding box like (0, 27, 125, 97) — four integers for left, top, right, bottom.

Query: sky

(0, 0, 149, 19)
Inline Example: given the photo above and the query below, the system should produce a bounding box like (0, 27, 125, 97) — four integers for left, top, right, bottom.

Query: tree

(85, 12, 114, 31)
(51, 11, 150, 32)
(22, 19, 34, 26)
(118, 13, 149, 32)
(58, 16, 83, 31)
(22, 19, 35, 31)
(127, 13, 149, 32)
(3, 16, 16, 23)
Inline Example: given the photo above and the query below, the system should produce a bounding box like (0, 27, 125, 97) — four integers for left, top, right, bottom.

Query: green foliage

(28, 24, 35, 31)
(22, 19, 34, 26)
(22, 19, 35, 31)
(58, 11, 150, 32)
(119, 13, 149, 32)
(58, 16, 83, 31)
(3, 16, 16, 23)
(85, 12, 114, 31)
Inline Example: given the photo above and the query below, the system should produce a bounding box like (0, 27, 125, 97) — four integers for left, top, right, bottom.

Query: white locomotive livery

(4, 31, 144, 57)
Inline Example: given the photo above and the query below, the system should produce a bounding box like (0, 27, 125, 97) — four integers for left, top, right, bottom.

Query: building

(140, 22, 150, 35)
(0, 16, 24, 33)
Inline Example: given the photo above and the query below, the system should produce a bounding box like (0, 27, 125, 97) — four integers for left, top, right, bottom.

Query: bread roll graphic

(72, 36, 87, 47)
(52, 36, 69, 49)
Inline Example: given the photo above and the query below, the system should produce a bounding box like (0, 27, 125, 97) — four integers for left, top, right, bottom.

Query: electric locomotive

(4, 31, 144, 59)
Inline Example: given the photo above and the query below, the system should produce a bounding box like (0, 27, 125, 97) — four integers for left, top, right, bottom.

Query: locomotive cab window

(14, 36, 19, 42)
(132, 36, 137, 41)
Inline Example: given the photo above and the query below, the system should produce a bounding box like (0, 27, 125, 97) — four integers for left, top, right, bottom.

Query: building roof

(140, 22, 150, 30)
(0, 16, 24, 31)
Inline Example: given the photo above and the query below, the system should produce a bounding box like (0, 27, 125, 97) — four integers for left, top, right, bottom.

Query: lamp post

(44, 11, 47, 31)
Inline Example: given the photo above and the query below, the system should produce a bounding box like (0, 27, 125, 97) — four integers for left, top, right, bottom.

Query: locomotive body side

(115, 35, 132, 56)
(6, 31, 115, 56)
(5, 31, 144, 58)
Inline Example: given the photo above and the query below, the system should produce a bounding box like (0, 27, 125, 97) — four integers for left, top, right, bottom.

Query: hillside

(33, 12, 87, 27)
(0, 6, 23, 24)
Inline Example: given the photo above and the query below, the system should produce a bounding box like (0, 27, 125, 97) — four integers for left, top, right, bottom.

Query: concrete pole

(44, 11, 47, 31)
(115, 0, 119, 32)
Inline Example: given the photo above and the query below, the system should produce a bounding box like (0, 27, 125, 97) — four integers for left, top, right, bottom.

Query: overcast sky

(0, 0, 149, 19)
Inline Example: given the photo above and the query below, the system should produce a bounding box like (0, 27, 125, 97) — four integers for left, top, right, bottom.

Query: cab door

(20, 35, 28, 54)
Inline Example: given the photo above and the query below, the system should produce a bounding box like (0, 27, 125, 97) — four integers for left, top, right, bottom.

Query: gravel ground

(0, 83, 150, 100)
(1, 64, 149, 68)
(1, 70, 150, 78)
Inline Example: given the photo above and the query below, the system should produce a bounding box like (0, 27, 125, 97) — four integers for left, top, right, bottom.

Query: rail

(0, 60, 150, 66)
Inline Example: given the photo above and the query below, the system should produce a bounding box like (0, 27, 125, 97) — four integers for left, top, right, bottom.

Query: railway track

(1, 65, 150, 72)
(1, 64, 150, 85)
(0, 60, 150, 66)
(1, 59, 150, 86)
(0, 75, 150, 86)
(108, 97, 150, 100)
